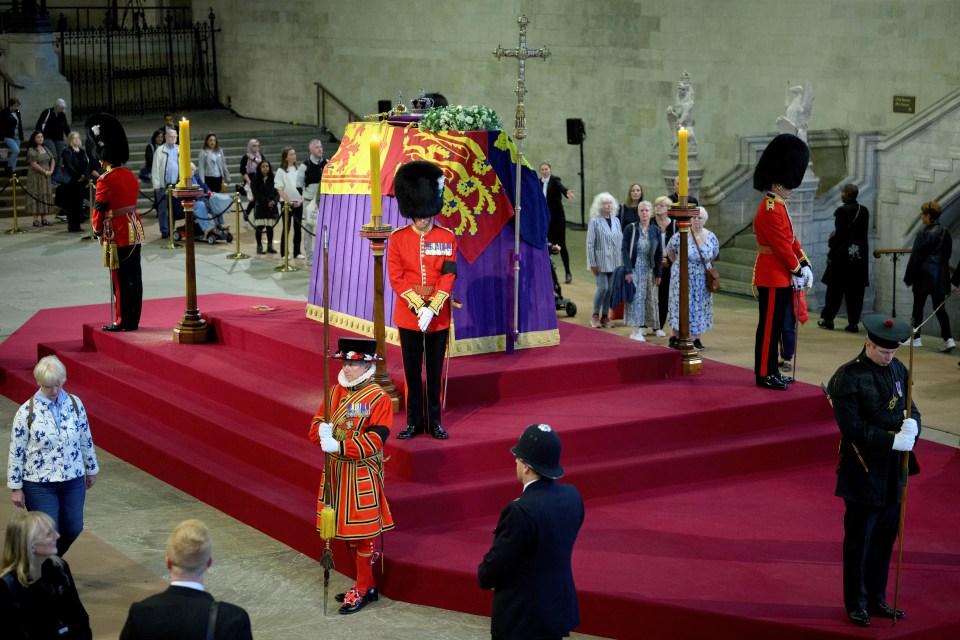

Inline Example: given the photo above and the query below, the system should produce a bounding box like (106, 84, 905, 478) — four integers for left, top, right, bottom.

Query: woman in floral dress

(621, 200, 662, 341)
(666, 207, 719, 350)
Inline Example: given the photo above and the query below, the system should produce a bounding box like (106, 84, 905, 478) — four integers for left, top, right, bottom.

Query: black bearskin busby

(752, 133, 809, 192)
(85, 113, 129, 166)
(394, 160, 445, 219)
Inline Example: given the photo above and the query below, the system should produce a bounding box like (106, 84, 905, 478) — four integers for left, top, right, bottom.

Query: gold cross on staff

(492, 15, 550, 141)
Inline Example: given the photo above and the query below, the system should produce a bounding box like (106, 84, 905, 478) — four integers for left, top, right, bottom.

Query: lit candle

(369, 135, 381, 225)
(178, 117, 191, 187)
(677, 127, 688, 199)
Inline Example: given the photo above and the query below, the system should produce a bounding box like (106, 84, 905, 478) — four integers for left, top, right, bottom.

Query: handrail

(313, 82, 361, 133)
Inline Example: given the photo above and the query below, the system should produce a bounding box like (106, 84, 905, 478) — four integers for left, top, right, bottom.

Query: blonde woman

(0, 511, 91, 638)
(586, 192, 623, 328)
(7, 355, 98, 556)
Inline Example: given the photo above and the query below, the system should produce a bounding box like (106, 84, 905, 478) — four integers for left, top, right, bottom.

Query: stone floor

(1, 112, 957, 638)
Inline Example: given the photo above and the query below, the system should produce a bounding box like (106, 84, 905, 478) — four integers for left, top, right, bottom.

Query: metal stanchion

(5, 174, 25, 234)
(226, 191, 249, 260)
(162, 185, 180, 249)
(274, 201, 297, 272)
(81, 180, 96, 242)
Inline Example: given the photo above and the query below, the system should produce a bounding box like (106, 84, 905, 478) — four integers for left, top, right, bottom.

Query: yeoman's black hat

(332, 338, 381, 361)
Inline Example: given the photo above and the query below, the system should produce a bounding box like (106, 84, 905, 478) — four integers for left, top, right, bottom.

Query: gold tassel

(319, 504, 336, 540)
(109, 243, 119, 270)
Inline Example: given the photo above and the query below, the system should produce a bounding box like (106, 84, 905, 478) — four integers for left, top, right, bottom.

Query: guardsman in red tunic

(309, 338, 394, 615)
(387, 161, 457, 440)
(87, 114, 144, 332)
(752, 134, 813, 390)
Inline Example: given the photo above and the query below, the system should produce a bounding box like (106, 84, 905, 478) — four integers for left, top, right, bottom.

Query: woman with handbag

(250, 159, 279, 254)
(621, 200, 663, 341)
(55, 132, 90, 233)
(666, 206, 719, 350)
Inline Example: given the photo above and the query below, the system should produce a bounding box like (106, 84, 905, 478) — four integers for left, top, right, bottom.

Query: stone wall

(198, 0, 960, 211)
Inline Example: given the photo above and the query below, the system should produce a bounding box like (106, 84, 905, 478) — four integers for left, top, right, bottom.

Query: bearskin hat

(394, 160, 445, 219)
(85, 113, 129, 166)
(752, 133, 809, 192)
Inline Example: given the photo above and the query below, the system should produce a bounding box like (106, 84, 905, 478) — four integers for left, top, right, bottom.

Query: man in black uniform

(478, 424, 584, 640)
(827, 313, 919, 627)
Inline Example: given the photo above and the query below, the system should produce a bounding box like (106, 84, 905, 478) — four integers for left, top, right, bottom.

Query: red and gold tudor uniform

(753, 192, 810, 379)
(93, 159, 144, 331)
(387, 221, 458, 436)
(308, 341, 394, 613)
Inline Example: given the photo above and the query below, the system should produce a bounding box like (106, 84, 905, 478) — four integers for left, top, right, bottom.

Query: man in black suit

(539, 162, 576, 283)
(119, 519, 253, 640)
(478, 424, 585, 640)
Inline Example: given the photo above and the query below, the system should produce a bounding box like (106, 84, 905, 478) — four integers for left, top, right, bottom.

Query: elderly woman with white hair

(586, 192, 623, 328)
(7, 356, 99, 557)
(666, 206, 719, 349)
(0, 510, 91, 638)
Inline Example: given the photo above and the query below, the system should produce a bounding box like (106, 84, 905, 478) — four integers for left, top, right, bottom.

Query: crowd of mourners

(539, 163, 719, 349)
(1, 101, 327, 263)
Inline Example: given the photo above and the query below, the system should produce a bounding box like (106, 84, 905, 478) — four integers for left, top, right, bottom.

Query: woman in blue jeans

(7, 356, 99, 556)
(586, 192, 623, 328)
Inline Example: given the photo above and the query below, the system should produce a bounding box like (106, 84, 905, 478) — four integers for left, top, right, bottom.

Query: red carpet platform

(2, 294, 959, 639)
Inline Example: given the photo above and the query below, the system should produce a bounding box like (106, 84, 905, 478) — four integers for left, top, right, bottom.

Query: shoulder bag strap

(690, 230, 711, 271)
(28, 397, 34, 432)
(206, 600, 219, 640)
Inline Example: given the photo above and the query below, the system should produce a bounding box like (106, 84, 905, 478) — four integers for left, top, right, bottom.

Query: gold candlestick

(668, 201, 702, 375)
(172, 185, 210, 344)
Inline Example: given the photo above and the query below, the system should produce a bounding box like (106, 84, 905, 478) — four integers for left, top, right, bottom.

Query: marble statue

(776, 81, 814, 143)
(666, 71, 696, 146)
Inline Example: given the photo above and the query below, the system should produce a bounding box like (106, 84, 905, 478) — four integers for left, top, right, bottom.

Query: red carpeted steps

(3, 296, 959, 639)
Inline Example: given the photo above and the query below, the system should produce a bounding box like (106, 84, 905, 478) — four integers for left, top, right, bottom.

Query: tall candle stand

(359, 219, 400, 411)
(668, 198, 703, 375)
(172, 184, 210, 344)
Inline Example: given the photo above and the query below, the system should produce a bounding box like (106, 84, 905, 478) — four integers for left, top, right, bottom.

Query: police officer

(478, 424, 584, 640)
(827, 313, 920, 627)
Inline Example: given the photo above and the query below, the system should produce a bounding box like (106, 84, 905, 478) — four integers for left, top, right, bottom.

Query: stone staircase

(713, 231, 756, 299)
(0, 119, 334, 220)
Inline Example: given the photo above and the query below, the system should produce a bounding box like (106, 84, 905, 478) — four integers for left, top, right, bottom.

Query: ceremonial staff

(318, 225, 336, 615)
(891, 322, 914, 627)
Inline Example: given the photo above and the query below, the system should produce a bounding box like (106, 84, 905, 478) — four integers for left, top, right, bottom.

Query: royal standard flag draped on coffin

(321, 122, 548, 263)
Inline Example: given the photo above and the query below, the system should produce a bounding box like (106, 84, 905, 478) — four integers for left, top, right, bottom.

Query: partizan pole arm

(892, 323, 915, 626)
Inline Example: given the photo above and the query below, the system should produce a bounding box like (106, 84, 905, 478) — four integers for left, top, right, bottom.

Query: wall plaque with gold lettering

(893, 95, 916, 114)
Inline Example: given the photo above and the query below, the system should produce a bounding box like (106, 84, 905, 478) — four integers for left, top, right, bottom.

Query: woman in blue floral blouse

(7, 356, 99, 556)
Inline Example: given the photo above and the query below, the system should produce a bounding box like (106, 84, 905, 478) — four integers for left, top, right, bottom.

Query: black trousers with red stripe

(755, 285, 791, 377)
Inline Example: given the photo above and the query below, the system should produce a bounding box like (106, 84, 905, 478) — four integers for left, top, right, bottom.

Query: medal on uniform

(888, 395, 897, 410)
(895, 381, 903, 397)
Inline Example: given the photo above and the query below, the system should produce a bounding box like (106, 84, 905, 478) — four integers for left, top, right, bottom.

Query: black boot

(265, 226, 277, 253)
